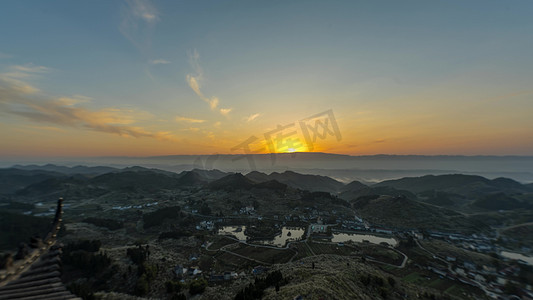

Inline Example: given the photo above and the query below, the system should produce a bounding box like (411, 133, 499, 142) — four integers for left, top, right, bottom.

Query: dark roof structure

(0, 198, 81, 300)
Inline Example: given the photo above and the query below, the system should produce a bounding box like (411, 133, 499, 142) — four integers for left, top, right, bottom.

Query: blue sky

(1, 0, 532, 157)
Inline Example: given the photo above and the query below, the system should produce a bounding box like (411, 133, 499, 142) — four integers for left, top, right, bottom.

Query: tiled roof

(0, 198, 81, 300)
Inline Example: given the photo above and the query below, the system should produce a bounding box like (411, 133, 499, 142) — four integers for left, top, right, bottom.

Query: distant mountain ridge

(372, 174, 533, 211)
(11, 164, 118, 175)
(373, 174, 532, 195)
(2, 165, 533, 214)
(135, 153, 533, 160)
(186, 169, 227, 181)
(7, 154, 533, 183)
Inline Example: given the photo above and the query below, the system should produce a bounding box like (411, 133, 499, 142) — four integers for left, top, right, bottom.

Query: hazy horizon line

(2, 152, 533, 160)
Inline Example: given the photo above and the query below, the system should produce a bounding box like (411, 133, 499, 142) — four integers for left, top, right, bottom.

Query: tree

(127, 245, 148, 265)
(504, 281, 521, 296)
(171, 294, 187, 300)
(387, 276, 396, 287)
(135, 274, 149, 296)
(166, 280, 182, 294)
(189, 278, 208, 295)
(200, 203, 212, 215)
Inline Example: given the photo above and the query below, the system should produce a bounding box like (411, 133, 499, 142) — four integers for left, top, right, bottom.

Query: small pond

(331, 232, 397, 246)
(217, 226, 305, 247)
(501, 251, 533, 265)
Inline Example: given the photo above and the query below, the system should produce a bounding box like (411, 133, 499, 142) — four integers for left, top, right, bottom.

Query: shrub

(189, 277, 208, 295)
(165, 280, 182, 293)
(82, 217, 123, 230)
(64, 240, 101, 252)
(387, 276, 396, 287)
(143, 206, 181, 228)
(135, 274, 149, 296)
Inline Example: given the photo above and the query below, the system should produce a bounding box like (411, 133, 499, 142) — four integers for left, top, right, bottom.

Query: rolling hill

(339, 185, 416, 202)
(89, 171, 182, 192)
(0, 168, 65, 194)
(246, 170, 344, 193)
(175, 171, 207, 186)
(351, 195, 488, 233)
(208, 173, 255, 190)
(11, 164, 118, 175)
(208, 173, 289, 192)
(340, 180, 368, 192)
(373, 174, 533, 212)
(187, 168, 227, 182)
(373, 174, 530, 196)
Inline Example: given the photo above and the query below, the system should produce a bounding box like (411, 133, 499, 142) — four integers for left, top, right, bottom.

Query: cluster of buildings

(173, 263, 268, 285)
(237, 205, 255, 215)
(196, 220, 214, 231)
(111, 201, 158, 210)
(403, 230, 533, 299)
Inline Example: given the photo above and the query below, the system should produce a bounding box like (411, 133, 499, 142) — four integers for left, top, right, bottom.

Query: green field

(208, 236, 237, 250)
(290, 242, 313, 261)
(232, 244, 295, 264)
(402, 272, 427, 284)
(308, 242, 357, 256)
(211, 243, 296, 269)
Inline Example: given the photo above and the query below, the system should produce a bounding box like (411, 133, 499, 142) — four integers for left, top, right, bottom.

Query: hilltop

(373, 174, 532, 195)
(246, 170, 344, 193)
(351, 195, 488, 233)
(373, 174, 533, 212)
(0, 168, 64, 194)
(202, 255, 449, 300)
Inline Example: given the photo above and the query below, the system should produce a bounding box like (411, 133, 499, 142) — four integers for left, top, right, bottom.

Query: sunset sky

(1, 1, 532, 158)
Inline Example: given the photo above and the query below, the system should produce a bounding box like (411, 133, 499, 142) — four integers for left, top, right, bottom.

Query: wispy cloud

(186, 50, 232, 115)
(0, 52, 12, 59)
(0, 65, 178, 142)
(150, 59, 171, 65)
(219, 108, 232, 116)
(176, 116, 206, 123)
(180, 127, 200, 132)
(125, 0, 159, 23)
(27, 125, 66, 133)
(11, 64, 49, 74)
(119, 0, 159, 53)
(2, 64, 49, 79)
(0, 64, 49, 94)
(245, 113, 260, 122)
(55, 95, 92, 106)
